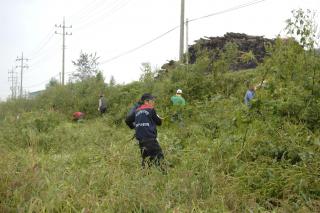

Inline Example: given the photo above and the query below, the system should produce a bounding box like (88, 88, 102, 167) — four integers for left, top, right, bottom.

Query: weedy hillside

(1, 8, 320, 211)
(0, 35, 320, 212)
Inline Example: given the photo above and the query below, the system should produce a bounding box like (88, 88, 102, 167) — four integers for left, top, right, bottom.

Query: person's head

(176, 89, 183, 96)
(141, 93, 156, 106)
(249, 84, 256, 91)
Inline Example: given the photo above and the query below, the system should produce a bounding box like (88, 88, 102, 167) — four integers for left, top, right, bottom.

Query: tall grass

(0, 38, 320, 212)
(1, 95, 319, 212)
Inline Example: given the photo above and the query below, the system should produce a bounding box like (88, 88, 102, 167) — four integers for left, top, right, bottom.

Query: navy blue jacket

(126, 103, 162, 141)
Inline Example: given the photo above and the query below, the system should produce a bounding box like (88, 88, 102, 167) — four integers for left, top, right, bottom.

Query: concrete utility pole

(186, 18, 189, 68)
(55, 16, 72, 85)
(179, 0, 185, 62)
(8, 67, 18, 99)
(16, 52, 29, 98)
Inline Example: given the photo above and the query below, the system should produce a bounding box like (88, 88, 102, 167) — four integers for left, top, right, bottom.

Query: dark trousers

(138, 139, 164, 168)
(99, 107, 107, 115)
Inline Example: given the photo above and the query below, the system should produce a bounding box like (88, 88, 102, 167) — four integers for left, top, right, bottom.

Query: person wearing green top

(171, 89, 186, 124)
(171, 89, 186, 106)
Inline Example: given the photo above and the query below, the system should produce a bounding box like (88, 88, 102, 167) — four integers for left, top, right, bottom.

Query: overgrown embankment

(0, 38, 320, 212)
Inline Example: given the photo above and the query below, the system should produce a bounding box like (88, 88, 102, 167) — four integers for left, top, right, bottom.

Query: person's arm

(125, 106, 136, 129)
(255, 80, 267, 90)
(181, 97, 186, 105)
(152, 109, 162, 126)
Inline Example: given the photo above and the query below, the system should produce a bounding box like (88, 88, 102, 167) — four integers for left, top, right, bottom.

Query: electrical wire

(25, 72, 73, 89)
(70, 0, 118, 27)
(68, 0, 102, 21)
(73, 0, 131, 32)
(100, 25, 180, 64)
(24, 73, 60, 89)
(70, 0, 114, 24)
(188, 0, 267, 23)
(100, 0, 268, 64)
(28, 47, 57, 70)
(25, 0, 268, 89)
(28, 30, 55, 58)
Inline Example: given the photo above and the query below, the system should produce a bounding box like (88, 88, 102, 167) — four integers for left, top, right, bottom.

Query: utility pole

(16, 52, 29, 98)
(55, 16, 72, 85)
(186, 18, 189, 69)
(179, 0, 185, 63)
(8, 67, 18, 99)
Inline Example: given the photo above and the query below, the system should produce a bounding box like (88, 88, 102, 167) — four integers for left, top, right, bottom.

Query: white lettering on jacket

(136, 110, 149, 117)
(135, 123, 150, 127)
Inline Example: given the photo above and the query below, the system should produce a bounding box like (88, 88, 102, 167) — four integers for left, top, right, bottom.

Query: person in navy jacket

(126, 93, 164, 168)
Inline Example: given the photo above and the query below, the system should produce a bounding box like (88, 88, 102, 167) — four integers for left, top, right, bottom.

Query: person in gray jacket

(98, 94, 107, 115)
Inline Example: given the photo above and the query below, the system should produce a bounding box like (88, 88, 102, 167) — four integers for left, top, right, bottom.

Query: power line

(68, 0, 103, 21)
(24, 0, 268, 88)
(69, 0, 111, 24)
(100, 0, 268, 64)
(188, 0, 267, 23)
(25, 71, 74, 90)
(73, 0, 131, 32)
(70, 0, 118, 27)
(23, 1, 122, 78)
(28, 48, 57, 70)
(29, 33, 55, 59)
(24, 73, 60, 89)
(28, 28, 55, 58)
(100, 25, 180, 64)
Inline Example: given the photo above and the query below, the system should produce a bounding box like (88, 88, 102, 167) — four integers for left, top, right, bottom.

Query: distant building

(28, 90, 43, 99)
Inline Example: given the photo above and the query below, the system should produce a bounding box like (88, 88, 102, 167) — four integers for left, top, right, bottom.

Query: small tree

(71, 51, 101, 81)
(139, 62, 154, 92)
(285, 9, 320, 94)
(285, 8, 319, 49)
(240, 50, 257, 64)
(46, 77, 59, 89)
(109, 75, 116, 86)
(139, 62, 154, 82)
(224, 42, 240, 65)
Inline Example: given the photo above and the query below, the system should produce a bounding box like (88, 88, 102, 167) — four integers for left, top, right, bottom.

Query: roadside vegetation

(0, 9, 319, 212)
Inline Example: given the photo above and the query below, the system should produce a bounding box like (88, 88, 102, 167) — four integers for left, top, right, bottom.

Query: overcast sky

(1, 0, 319, 100)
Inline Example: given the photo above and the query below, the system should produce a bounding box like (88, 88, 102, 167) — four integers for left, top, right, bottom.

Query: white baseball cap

(176, 89, 182, 94)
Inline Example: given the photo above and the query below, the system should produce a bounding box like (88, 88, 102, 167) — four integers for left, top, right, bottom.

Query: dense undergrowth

(0, 38, 320, 212)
